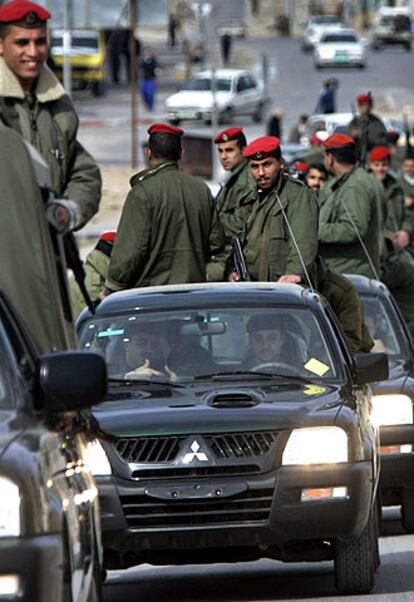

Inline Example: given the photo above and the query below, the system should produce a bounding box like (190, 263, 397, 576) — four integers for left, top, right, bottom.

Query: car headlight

(84, 440, 112, 476)
(282, 427, 348, 465)
(371, 394, 413, 427)
(0, 477, 21, 537)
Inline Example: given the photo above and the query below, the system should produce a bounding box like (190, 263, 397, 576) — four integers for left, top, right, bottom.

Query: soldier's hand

(277, 274, 301, 284)
(394, 230, 410, 248)
(230, 271, 240, 282)
(125, 359, 163, 379)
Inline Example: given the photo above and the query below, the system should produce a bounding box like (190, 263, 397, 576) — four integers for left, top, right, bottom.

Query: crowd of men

(2, 0, 414, 358)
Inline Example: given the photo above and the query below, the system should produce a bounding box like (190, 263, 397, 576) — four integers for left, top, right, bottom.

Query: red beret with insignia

(147, 123, 184, 137)
(100, 231, 117, 244)
(214, 127, 244, 144)
(357, 93, 373, 106)
(294, 161, 308, 173)
(0, 0, 51, 26)
(369, 146, 391, 162)
(243, 136, 281, 160)
(323, 134, 355, 150)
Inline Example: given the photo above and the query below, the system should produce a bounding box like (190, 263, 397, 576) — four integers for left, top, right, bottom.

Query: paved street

(102, 512, 414, 601)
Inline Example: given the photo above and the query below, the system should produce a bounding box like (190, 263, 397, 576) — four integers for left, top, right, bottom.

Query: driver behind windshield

(122, 322, 176, 380)
(242, 314, 305, 371)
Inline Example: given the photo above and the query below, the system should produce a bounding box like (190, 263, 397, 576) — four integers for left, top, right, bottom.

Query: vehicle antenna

(275, 193, 315, 293)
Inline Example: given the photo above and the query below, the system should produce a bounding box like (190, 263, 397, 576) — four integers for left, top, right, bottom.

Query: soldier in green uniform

(70, 231, 116, 318)
(381, 238, 414, 324)
(348, 93, 387, 156)
(369, 145, 412, 248)
(231, 136, 319, 284)
(399, 149, 414, 247)
(214, 127, 256, 240)
(0, 0, 101, 232)
(104, 123, 224, 293)
(319, 134, 382, 279)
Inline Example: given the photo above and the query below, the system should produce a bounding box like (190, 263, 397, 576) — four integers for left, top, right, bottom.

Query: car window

(321, 34, 358, 43)
(78, 306, 338, 382)
(310, 16, 341, 26)
(52, 35, 99, 51)
(361, 297, 405, 356)
(183, 78, 232, 92)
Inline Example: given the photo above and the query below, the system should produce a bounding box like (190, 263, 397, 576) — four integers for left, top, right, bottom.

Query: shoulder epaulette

(131, 161, 177, 186)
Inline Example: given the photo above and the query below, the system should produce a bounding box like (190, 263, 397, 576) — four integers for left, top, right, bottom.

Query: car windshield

(183, 78, 232, 92)
(361, 296, 405, 356)
(322, 34, 358, 43)
(78, 306, 338, 383)
(311, 16, 341, 25)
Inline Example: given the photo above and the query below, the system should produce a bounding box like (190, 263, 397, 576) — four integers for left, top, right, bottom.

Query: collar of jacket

(0, 57, 66, 103)
(131, 160, 178, 185)
(331, 165, 357, 191)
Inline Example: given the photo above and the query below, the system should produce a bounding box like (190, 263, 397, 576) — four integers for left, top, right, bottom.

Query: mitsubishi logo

(181, 440, 209, 464)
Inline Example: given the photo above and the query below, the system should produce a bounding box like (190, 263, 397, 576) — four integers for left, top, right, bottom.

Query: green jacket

(0, 58, 101, 228)
(382, 173, 412, 234)
(106, 162, 225, 290)
(381, 250, 414, 323)
(70, 247, 110, 318)
(216, 159, 256, 240)
(319, 167, 381, 278)
(241, 171, 319, 282)
(348, 112, 387, 152)
(398, 173, 414, 199)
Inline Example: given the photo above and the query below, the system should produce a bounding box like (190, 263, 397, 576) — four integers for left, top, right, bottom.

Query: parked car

(51, 29, 106, 96)
(77, 282, 388, 595)
(314, 28, 366, 69)
(165, 69, 265, 125)
(347, 275, 414, 533)
(371, 6, 413, 51)
(301, 14, 344, 52)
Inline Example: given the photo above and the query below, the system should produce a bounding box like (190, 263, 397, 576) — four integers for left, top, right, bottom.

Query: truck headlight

(282, 427, 348, 465)
(0, 478, 21, 537)
(371, 394, 413, 426)
(84, 440, 112, 476)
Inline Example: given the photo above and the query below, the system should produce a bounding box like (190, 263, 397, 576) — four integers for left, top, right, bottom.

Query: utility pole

(85, 0, 92, 28)
(63, 0, 72, 97)
(211, 68, 218, 183)
(130, 0, 139, 169)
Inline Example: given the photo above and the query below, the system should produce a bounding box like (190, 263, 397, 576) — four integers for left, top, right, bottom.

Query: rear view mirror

(354, 352, 389, 385)
(181, 322, 226, 336)
(36, 351, 107, 412)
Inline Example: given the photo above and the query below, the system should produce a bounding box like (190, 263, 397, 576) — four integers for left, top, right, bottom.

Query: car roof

(309, 112, 353, 125)
(89, 283, 323, 316)
(192, 69, 250, 78)
(378, 7, 412, 16)
(345, 274, 390, 296)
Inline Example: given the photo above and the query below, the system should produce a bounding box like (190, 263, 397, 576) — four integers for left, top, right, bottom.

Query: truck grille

(115, 431, 279, 465)
(121, 488, 274, 528)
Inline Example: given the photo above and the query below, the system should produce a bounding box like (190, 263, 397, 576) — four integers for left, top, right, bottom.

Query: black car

(347, 275, 414, 533)
(77, 282, 388, 595)
(0, 291, 107, 602)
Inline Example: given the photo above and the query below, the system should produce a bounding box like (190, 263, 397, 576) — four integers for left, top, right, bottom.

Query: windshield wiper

(193, 370, 320, 384)
(107, 377, 187, 388)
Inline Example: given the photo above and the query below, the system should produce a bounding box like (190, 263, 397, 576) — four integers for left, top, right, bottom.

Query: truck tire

(334, 506, 377, 594)
(402, 488, 414, 532)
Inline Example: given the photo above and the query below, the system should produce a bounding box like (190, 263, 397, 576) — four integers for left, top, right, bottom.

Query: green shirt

(216, 160, 256, 240)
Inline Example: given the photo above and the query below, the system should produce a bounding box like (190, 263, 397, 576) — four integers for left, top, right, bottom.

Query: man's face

(124, 333, 160, 368)
(249, 156, 282, 189)
(217, 140, 244, 171)
(359, 102, 371, 116)
(250, 329, 285, 363)
(403, 159, 414, 178)
(370, 159, 390, 182)
(323, 152, 335, 175)
(0, 25, 48, 91)
(306, 168, 327, 195)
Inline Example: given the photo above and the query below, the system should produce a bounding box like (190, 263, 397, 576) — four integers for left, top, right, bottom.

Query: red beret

(100, 231, 117, 245)
(0, 1, 51, 26)
(310, 134, 322, 146)
(214, 127, 244, 144)
(147, 123, 184, 137)
(357, 93, 373, 106)
(323, 134, 355, 150)
(369, 146, 391, 162)
(294, 161, 308, 173)
(243, 136, 281, 160)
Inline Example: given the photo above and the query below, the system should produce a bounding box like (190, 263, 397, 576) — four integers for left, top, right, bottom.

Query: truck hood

(93, 381, 345, 438)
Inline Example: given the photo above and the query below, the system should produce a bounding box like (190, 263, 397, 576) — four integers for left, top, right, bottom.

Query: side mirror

(354, 352, 389, 385)
(36, 351, 107, 412)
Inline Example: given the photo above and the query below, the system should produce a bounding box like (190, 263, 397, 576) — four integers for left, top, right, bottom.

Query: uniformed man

(399, 148, 414, 250)
(0, 0, 101, 232)
(70, 231, 116, 318)
(381, 237, 414, 324)
(348, 93, 387, 156)
(231, 136, 319, 284)
(369, 145, 412, 248)
(104, 123, 224, 293)
(214, 127, 255, 240)
(319, 134, 382, 278)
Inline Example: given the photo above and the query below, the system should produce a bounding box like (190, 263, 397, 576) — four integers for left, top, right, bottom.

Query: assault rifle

(63, 233, 96, 314)
(231, 236, 251, 282)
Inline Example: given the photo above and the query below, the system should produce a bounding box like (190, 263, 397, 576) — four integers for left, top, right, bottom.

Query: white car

(165, 69, 265, 126)
(302, 14, 344, 51)
(314, 28, 366, 69)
